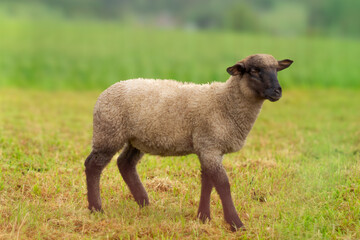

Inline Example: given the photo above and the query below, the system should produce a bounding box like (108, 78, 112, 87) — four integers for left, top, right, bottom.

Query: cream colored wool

(92, 74, 263, 158)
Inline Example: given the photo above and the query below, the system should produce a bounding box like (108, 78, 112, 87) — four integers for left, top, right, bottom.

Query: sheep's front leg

(197, 171, 213, 222)
(199, 153, 244, 231)
(117, 144, 149, 207)
(85, 150, 115, 211)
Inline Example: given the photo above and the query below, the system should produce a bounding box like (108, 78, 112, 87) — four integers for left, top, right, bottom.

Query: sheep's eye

(250, 68, 260, 74)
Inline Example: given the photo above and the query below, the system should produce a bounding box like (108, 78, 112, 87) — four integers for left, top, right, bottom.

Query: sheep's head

(227, 54, 293, 102)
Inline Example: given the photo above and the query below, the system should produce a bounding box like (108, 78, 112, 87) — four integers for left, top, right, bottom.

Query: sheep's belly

(229, 139, 246, 154)
(130, 137, 194, 156)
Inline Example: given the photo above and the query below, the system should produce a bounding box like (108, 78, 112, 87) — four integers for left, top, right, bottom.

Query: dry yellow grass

(0, 89, 359, 239)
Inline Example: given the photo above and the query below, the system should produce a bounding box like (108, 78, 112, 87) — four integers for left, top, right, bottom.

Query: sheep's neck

(223, 77, 264, 140)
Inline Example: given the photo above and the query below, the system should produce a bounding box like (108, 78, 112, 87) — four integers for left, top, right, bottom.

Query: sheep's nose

(274, 87, 282, 96)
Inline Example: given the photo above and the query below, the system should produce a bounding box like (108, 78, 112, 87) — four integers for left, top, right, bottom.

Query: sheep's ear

(227, 62, 245, 76)
(277, 59, 293, 71)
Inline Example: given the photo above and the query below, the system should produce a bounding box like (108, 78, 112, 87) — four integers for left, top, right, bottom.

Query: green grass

(0, 18, 359, 239)
(0, 88, 359, 239)
(0, 18, 359, 90)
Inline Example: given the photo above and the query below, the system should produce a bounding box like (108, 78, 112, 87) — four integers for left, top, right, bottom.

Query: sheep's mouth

(266, 95, 281, 102)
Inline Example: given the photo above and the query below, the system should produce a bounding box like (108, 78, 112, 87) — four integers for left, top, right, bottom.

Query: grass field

(0, 18, 360, 239)
(0, 88, 359, 239)
(0, 19, 360, 89)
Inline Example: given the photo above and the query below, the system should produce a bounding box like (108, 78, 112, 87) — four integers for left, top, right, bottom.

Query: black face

(226, 57, 293, 102)
(246, 67, 282, 102)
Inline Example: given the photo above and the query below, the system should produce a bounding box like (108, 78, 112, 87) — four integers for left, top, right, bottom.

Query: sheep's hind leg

(117, 144, 149, 207)
(197, 170, 213, 222)
(85, 150, 116, 211)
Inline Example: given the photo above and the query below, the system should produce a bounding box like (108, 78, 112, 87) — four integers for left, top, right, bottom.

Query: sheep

(84, 54, 293, 231)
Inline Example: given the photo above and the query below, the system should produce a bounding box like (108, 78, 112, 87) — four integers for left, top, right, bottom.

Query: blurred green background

(0, 0, 359, 89)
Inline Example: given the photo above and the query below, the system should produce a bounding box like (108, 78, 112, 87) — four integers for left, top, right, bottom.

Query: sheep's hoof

(88, 205, 103, 213)
(197, 212, 211, 223)
(136, 198, 150, 208)
(230, 222, 246, 232)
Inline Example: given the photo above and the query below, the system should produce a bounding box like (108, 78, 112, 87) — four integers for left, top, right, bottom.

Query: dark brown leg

(199, 153, 244, 231)
(117, 144, 149, 207)
(197, 170, 213, 222)
(85, 150, 115, 211)
(214, 167, 244, 231)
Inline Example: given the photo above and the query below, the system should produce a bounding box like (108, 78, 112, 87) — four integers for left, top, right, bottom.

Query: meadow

(0, 19, 359, 239)
(1, 19, 360, 89)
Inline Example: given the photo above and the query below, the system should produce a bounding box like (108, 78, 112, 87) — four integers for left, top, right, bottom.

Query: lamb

(84, 54, 293, 231)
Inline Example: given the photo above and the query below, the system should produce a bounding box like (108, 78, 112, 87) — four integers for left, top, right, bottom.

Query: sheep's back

(94, 78, 211, 155)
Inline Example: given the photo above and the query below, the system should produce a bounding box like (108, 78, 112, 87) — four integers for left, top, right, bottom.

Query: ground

(0, 88, 359, 239)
